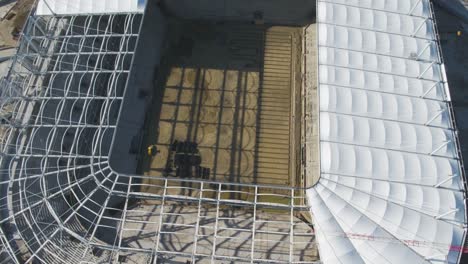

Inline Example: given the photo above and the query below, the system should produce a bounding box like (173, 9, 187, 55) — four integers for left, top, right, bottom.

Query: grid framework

(0, 3, 319, 264)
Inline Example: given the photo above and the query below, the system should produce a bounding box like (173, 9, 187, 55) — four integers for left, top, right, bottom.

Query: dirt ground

(0, 0, 34, 80)
(0, 0, 33, 47)
(139, 21, 303, 188)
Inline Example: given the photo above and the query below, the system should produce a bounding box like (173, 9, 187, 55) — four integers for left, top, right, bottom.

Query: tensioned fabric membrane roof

(308, 0, 467, 263)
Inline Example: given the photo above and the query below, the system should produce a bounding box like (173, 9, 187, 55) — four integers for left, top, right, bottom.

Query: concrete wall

(109, 1, 168, 174)
(162, 0, 316, 25)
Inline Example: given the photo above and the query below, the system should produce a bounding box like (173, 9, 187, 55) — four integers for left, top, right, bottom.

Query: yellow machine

(147, 145, 158, 156)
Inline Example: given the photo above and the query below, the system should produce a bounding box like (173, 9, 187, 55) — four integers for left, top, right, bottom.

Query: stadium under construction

(0, 0, 467, 263)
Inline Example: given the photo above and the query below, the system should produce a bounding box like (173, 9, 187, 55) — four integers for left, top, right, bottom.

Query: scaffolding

(0, 2, 318, 263)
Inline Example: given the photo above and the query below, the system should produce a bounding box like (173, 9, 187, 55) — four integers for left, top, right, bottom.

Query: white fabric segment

(317, 2, 435, 39)
(318, 178, 465, 264)
(319, 47, 442, 80)
(314, 183, 432, 264)
(311, 0, 467, 263)
(318, 24, 438, 62)
(319, 66, 446, 100)
(36, 0, 146, 15)
(320, 174, 465, 224)
(320, 85, 451, 128)
(321, 0, 431, 17)
(320, 142, 463, 190)
(307, 188, 366, 264)
(320, 112, 457, 158)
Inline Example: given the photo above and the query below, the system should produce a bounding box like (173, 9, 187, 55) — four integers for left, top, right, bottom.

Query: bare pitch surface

(139, 21, 302, 187)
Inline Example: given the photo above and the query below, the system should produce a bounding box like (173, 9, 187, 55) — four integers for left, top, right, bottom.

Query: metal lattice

(0, 2, 318, 263)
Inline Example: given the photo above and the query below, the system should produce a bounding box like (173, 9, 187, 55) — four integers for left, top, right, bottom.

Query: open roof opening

(110, 0, 319, 191)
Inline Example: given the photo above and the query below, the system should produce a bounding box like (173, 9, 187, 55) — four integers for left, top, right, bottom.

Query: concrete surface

(110, 0, 167, 174)
(303, 24, 319, 188)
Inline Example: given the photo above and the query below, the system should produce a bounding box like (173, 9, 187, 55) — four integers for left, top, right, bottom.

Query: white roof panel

(317, 2, 435, 39)
(320, 85, 451, 127)
(319, 46, 442, 80)
(321, 142, 462, 189)
(310, 0, 467, 263)
(320, 112, 457, 157)
(322, 0, 431, 17)
(319, 66, 446, 100)
(318, 24, 438, 61)
(36, 0, 146, 15)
